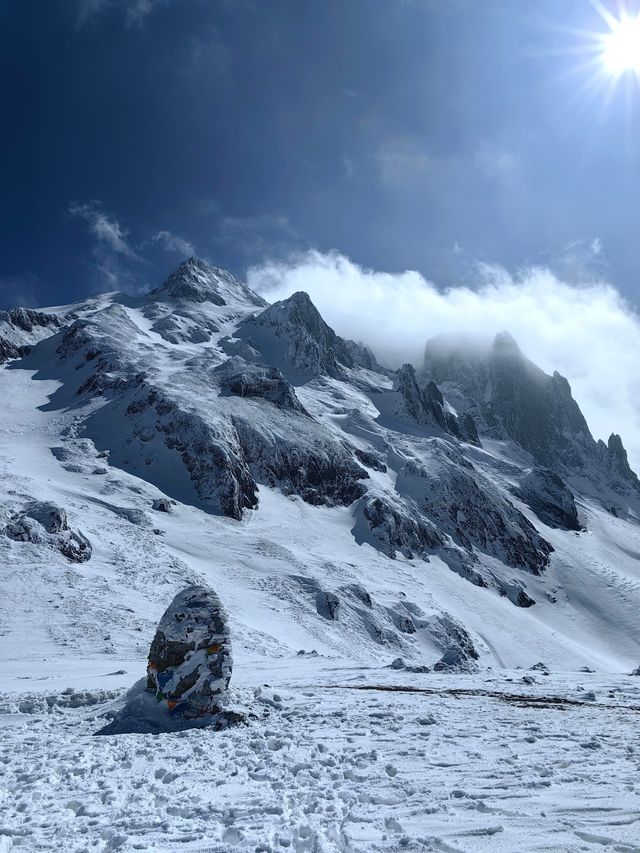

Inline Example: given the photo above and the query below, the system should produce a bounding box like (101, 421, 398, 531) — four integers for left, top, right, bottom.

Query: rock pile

(96, 585, 239, 735)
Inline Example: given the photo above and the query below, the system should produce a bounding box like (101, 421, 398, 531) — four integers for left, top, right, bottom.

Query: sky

(4, 0, 640, 457)
(3, 0, 640, 305)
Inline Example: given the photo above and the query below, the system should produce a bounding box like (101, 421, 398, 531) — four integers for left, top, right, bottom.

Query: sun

(601, 11, 640, 75)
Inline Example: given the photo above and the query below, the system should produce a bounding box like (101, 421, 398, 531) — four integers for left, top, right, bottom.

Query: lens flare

(601, 12, 640, 75)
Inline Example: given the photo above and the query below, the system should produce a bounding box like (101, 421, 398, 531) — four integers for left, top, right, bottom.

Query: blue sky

(2, 0, 640, 307)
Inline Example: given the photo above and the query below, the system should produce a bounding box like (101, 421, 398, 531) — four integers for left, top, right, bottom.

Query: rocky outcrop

(598, 434, 640, 490)
(97, 585, 240, 735)
(396, 455, 553, 575)
(0, 307, 64, 363)
(344, 339, 384, 373)
(217, 360, 308, 414)
(352, 494, 445, 559)
(155, 400, 259, 520)
(394, 364, 479, 444)
(237, 291, 354, 382)
(516, 468, 581, 530)
(5, 501, 91, 562)
(233, 417, 368, 508)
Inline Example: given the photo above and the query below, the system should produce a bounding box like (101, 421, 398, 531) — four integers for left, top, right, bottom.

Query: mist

(248, 250, 640, 470)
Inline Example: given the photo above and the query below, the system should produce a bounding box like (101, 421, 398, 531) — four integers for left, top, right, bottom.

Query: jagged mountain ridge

(423, 331, 639, 498)
(2, 257, 640, 674)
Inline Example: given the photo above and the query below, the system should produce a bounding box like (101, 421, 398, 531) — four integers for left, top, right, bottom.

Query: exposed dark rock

(5, 501, 91, 563)
(396, 457, 553, 575)
(233, 417, 368, 509)
(516, 467, 581, 530)
(344, 339, 384, 372)
(530, 661, 550, 674)
(353, 495, 445, 560)
(424, 332, 640, 491)
(237, 291, 354, 381)
(339, 583, 373, 608)
(0, 308, 64, 363)
(432, 644, 479, 673)
(217, 361, 308, 413)
(353, 447, 387, 473)
(386, 607, 417, 634)
(152, 498, 173, 513)
(394, 364, 480, 444)
(150, 313, 219, 345)
(156, 403, 258, 520)
(429, 614, 479, 670)
(599, 434, 640, 490)
(388, 657, 430, 673)
(316, 590, 340, 620)
(0, 338, 28, 363)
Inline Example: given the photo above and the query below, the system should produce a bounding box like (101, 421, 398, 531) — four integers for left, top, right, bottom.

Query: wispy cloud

(204, 203, 299, 259)
(69, 200, 144, 289)
(188, 29, 233, 76)
(248, 249, 640, 470)
(76, 0, 170, 28)
(375, 136, 434, 186)
(69, 200, 142, 261)
(150, 229, 196, 256)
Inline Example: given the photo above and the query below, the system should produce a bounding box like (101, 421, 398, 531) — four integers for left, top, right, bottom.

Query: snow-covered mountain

(4, 256, 640, 851)
(2, 256, 640, 678)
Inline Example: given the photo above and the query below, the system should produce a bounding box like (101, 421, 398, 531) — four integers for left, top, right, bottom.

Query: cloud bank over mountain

(248, 250, 640, 468)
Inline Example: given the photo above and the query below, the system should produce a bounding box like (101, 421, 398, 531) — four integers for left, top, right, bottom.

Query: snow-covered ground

(2, 263, 640, 851)
(3, 660, 640, 852)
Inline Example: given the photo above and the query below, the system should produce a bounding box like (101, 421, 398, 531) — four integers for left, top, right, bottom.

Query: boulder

(96, 585, 239, 735)
(146, 585, 233, 718)
(5, 500, 91, 563)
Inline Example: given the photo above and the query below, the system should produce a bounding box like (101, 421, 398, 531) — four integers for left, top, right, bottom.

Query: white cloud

(247, 249, 640, 469)
(69, 201, 141, 261)
(151, 229, 196, 256)
(69, 200, 144, 289)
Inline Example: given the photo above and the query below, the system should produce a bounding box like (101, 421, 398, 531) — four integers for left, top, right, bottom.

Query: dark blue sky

(2, 0, 640, 307)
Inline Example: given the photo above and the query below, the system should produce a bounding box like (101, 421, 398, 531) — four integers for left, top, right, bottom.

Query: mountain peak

(147, 257, 266, 308)
(237, 290, 355, 382)
(493, 330, 521, 354)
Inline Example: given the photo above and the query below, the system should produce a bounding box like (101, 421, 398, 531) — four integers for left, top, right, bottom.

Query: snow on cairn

(97, 585, 241, 735)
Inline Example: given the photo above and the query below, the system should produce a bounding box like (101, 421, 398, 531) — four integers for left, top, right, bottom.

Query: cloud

(247, 249, 640, 469)
(188, 29, 233, 76)
(76, 0, 170, 28)
(375, 137, 434, 185)
(69, 200, 144, 289)
(150, 229, 196, 256)
(69, 200, 141, 260)
(125, 0, 168, 26)
(204, 203, 299, 259)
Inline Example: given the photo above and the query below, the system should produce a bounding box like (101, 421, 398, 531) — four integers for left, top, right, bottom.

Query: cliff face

(423, 331, 638, 494)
